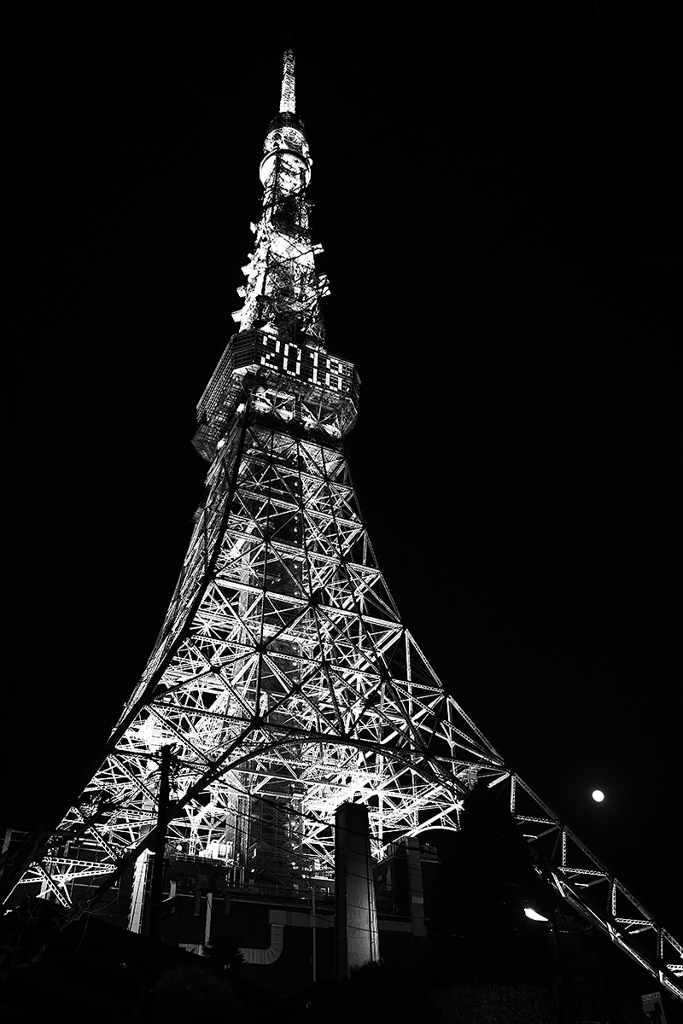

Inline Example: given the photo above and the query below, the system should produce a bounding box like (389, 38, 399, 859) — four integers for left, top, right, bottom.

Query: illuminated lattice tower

(17, 50, 683, 996)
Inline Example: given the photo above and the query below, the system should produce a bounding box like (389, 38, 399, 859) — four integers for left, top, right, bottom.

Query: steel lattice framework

(12, 50, 682, 997)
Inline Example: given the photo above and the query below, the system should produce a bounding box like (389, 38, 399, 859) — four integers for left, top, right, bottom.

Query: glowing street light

(524, 907, 549, 922)
(591, 790, 605, 803)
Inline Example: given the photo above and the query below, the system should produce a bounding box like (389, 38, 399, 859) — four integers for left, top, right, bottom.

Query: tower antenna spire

(280, 48, 296, 113)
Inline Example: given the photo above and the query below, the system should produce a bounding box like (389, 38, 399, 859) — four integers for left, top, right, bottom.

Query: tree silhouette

(429, 780, 554, 987)
(202, 937, 246, 977)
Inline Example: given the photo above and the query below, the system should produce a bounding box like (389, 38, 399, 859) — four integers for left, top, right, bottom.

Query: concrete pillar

(335, 801, 380, 978)
(405, 837, 426, 938)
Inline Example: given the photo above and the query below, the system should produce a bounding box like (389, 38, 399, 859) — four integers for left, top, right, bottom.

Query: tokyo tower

(9, 49, 682, 998)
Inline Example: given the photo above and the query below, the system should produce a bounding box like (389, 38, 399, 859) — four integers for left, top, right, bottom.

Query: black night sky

(5, 5, 682, 946)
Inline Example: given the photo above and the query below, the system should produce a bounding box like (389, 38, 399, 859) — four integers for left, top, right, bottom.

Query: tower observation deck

(7, 49, 682, 998)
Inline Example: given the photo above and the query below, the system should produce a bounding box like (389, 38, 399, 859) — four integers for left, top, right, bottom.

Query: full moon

(592, 789, 605, 803)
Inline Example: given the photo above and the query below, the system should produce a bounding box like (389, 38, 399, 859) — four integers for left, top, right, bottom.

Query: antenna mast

(280, 48, 296, 113)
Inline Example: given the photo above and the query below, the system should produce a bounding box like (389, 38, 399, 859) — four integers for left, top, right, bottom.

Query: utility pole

(142, 744, 171, 1018)
(311, 883, 317, 984)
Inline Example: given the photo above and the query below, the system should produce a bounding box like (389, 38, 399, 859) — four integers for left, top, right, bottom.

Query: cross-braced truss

(35, 408, 504, 882)
(20, 394, 683, 996)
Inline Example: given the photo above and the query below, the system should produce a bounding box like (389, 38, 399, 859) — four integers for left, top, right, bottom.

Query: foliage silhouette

(154, 962, 249, 1022)
(428, 780, 554, 987)
(203, 936, 246, 976)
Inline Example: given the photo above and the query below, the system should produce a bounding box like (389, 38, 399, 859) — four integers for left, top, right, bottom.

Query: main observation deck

(192, 328, 360, 461)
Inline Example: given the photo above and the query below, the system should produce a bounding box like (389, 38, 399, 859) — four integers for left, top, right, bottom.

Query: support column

(405, 838, 426, 938)
(335, 801, 379, 978)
